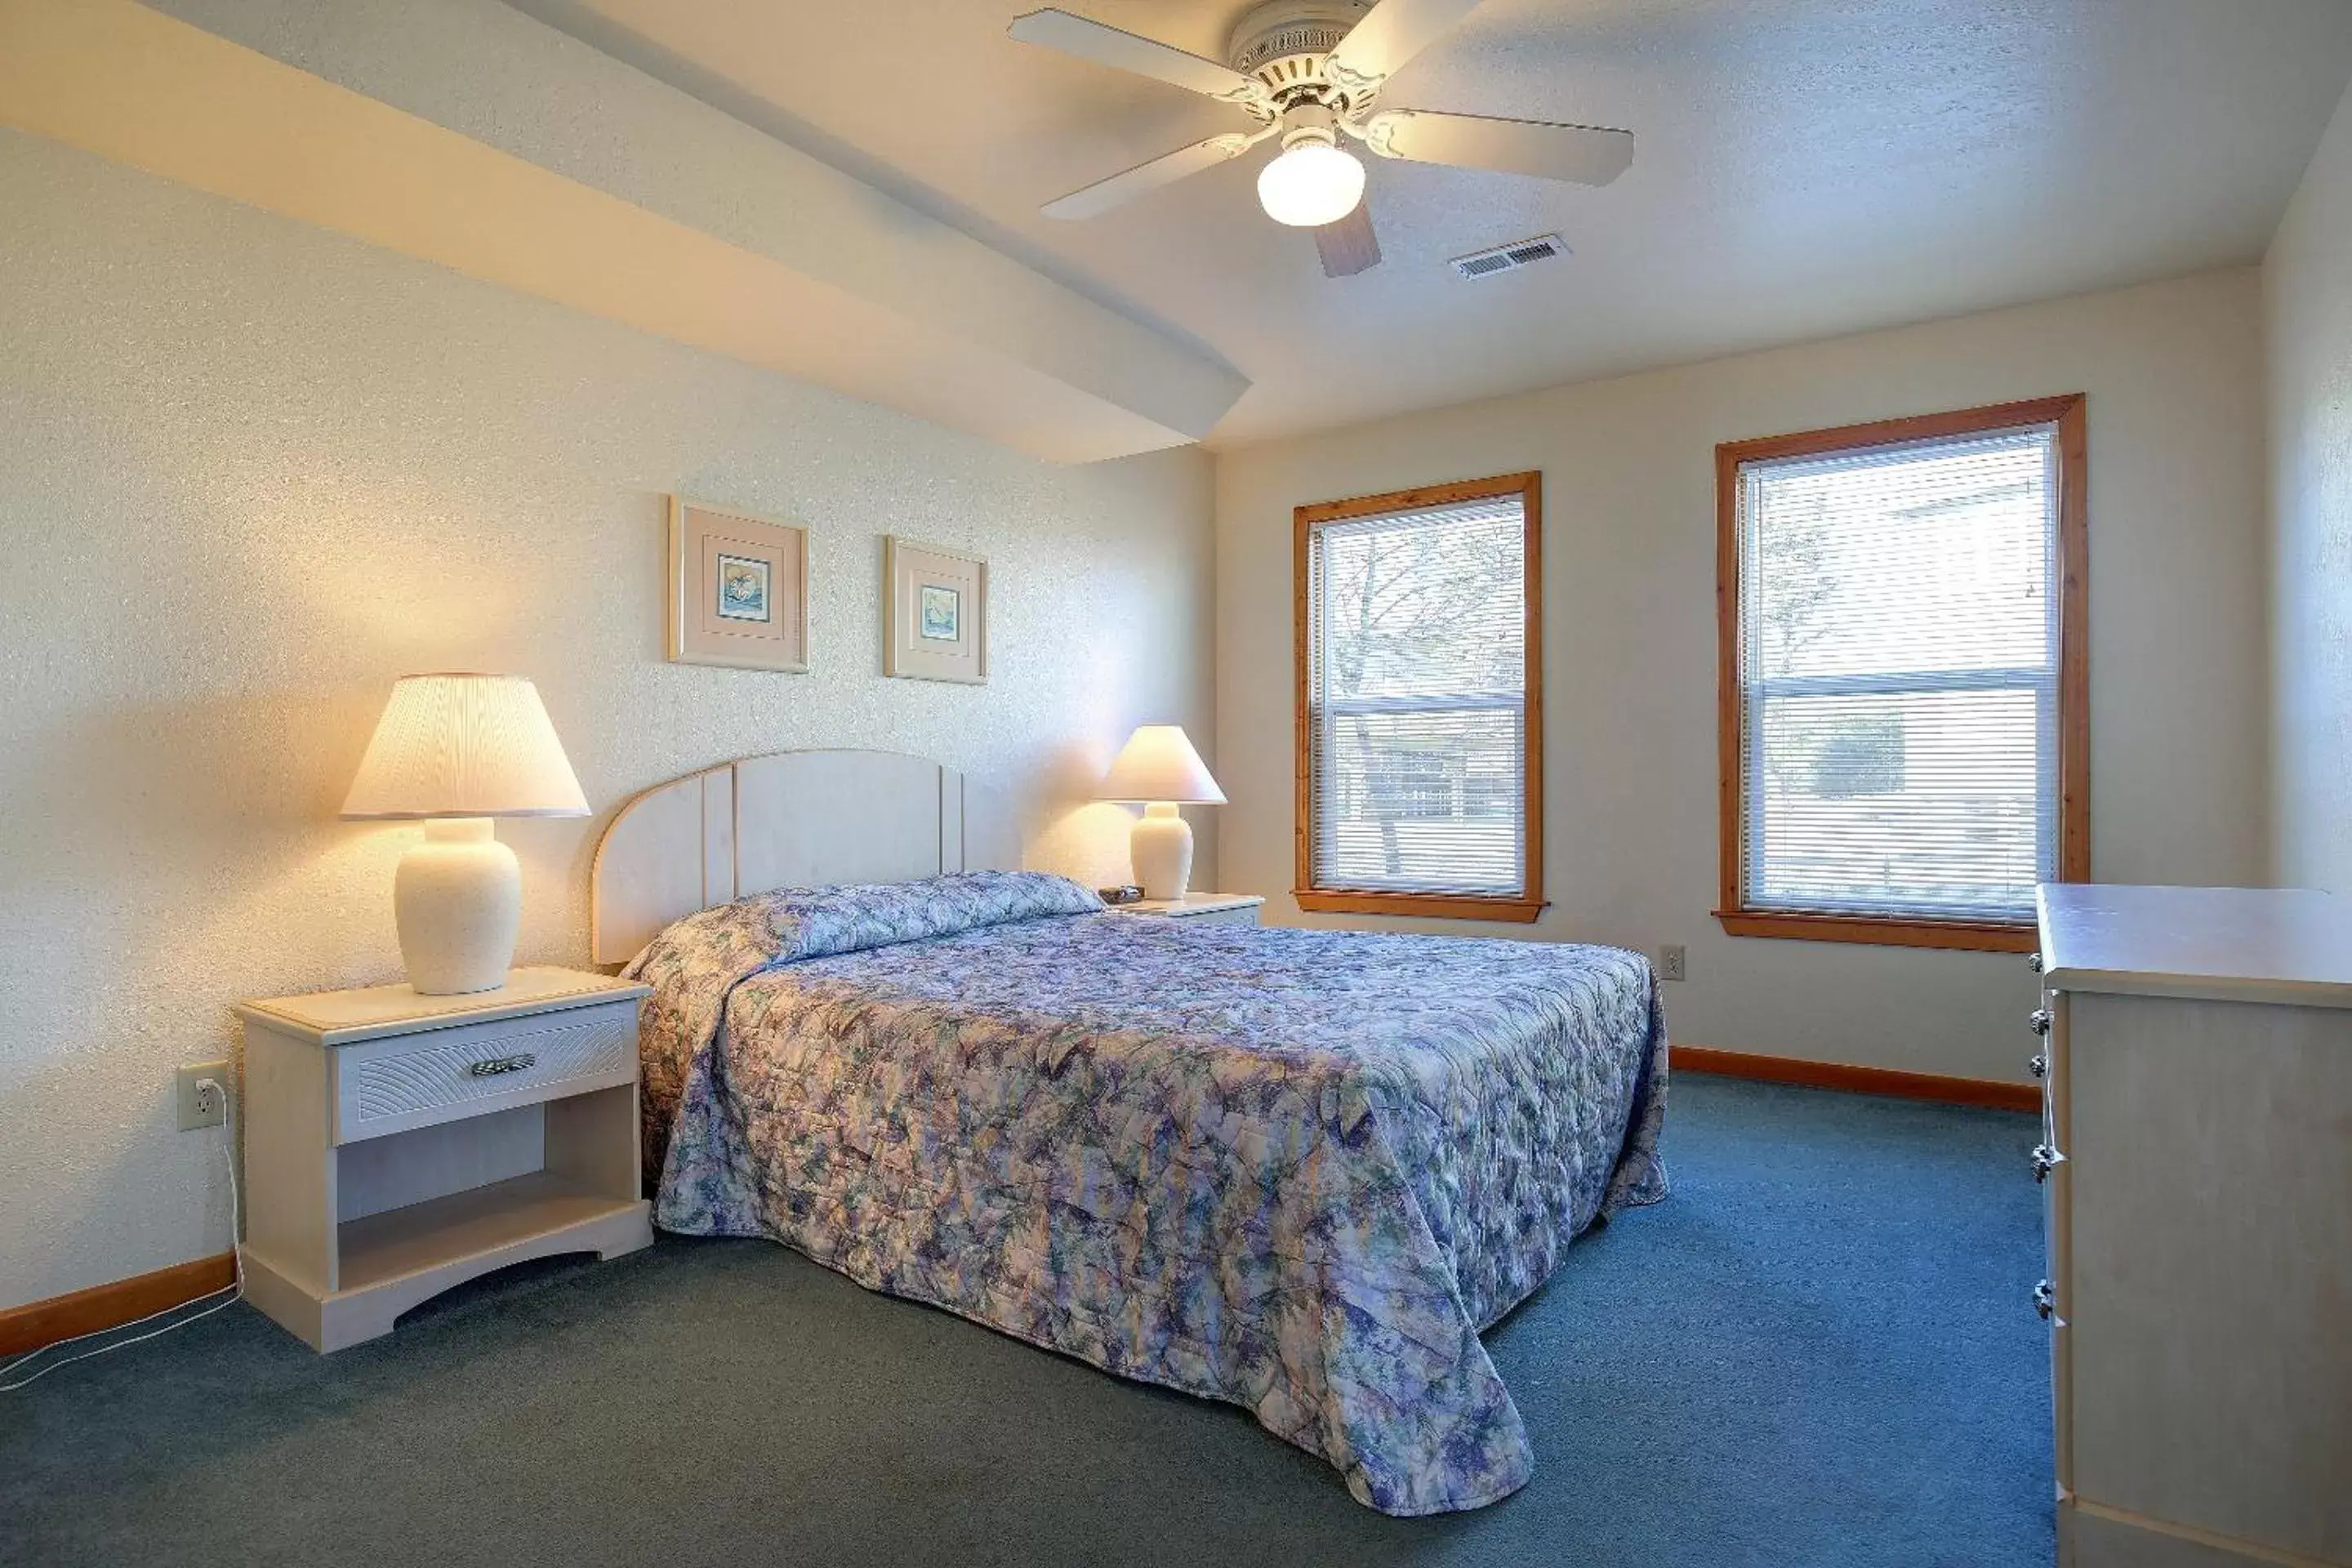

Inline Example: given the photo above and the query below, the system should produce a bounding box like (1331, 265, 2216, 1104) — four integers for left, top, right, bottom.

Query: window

(1294, 472, 1544, 923)
(1716, 397, 2088, 951)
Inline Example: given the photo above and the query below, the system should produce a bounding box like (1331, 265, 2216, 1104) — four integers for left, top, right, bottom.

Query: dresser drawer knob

(2034, 1279, 2056, 1321)
(2028, 951, 2043, 973)
(2029, 1053, 2047, 1079)
(466, 1052, 538, 1078)
(2032, 1143, 2065, 1183)
(2028, 1009, 2052, 1036)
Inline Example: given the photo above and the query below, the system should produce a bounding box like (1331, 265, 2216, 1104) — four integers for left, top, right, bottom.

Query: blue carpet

(0, 1076, 2054, 1566)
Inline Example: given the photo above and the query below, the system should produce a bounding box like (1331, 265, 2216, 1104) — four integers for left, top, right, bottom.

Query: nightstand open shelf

(236, 969, 653, 1352)
(336, 1169, 638, 1297)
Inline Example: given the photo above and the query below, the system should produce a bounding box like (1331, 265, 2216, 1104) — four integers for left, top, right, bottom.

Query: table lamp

(1098, 724, 1226, 900)
(340, 673, 590, 995)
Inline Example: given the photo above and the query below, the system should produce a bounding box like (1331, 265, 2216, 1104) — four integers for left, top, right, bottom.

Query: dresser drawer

(332, 1000, 640, 1144)
(2038, 992, 2071, 1314)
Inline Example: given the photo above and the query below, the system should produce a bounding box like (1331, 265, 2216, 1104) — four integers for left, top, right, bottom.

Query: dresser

(235, 967, 654, 1352)
(2034, 884, 2352, 1568)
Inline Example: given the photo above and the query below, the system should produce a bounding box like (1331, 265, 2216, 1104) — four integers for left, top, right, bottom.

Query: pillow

(625, 871, 1103, 994)
(735, 869, 1102, 966)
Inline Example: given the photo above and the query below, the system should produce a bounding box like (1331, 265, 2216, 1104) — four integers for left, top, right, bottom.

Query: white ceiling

(518, 0, 2352, 448)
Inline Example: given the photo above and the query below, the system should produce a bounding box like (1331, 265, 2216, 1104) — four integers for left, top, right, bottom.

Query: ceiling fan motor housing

(1227, 0, 1378, 118)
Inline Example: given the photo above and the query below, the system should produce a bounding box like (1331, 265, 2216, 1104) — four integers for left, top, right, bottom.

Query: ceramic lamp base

(1129, 803, 1193, 901)
(394, 818, 520, 995)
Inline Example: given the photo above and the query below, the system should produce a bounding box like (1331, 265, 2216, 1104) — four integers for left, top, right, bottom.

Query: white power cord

(0, 1076, 246, 1392)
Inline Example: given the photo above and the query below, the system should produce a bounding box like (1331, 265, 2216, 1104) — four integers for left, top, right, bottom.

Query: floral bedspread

(626, 871, 1668, 1515)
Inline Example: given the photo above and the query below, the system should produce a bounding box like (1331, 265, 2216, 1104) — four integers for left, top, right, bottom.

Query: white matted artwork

(667, 497, 808, 673)
(884, 536, 987, 684)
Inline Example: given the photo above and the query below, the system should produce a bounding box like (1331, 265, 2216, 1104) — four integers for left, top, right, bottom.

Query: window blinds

(1736, 425, 2060, 923)
(1306, 496, 1528, 895)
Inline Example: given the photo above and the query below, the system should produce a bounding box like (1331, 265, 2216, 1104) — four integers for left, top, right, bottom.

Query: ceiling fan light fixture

(1256, 136, 1365, 227)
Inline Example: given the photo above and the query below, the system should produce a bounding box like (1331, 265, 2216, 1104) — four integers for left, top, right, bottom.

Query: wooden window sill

(1295, 889, 1547, 924)
(1713, 910, 2036, 952)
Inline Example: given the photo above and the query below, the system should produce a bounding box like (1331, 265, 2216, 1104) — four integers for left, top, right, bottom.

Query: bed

(593, 751, 1668, 1516)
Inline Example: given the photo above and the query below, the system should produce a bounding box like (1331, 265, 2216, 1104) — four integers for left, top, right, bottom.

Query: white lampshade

(341, 673, 589, 820)
(1098, 724, 1227, 805)
(1257, 140, 1365, 228)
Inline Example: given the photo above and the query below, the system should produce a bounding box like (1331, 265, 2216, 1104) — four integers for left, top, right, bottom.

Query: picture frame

(883, 536, 988, 685)
(667, 497, 809, 674)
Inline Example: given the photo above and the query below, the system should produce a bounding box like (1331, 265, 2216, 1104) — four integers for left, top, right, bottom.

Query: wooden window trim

(1709, 911, 2039, 953)
(1714, 395, 2089, 951)
(1294, 889, 1548, 923)
(1294, 471, 1545, 923)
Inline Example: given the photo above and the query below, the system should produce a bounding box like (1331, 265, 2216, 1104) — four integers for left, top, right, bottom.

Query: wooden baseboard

(2, 1049, 2022, 1353)
(0, 1252, 238, 1359)
(1674, 1045, 2039, 1112)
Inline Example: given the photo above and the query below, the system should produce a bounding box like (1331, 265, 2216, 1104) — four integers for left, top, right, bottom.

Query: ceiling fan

(1006, 0, 1635, 278)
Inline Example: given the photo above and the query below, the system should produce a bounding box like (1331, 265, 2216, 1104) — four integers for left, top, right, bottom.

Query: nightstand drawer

(332, 1000, 639, 1144)
(1106, 894, 1264, 925)
(1171, 905, 1259, 926)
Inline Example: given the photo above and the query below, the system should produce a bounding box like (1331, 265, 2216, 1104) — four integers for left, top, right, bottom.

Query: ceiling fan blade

(1314, 201, 1381, 278)
(1362, 109, 1633, 186)
(1041, 132, 1258, 220)
(1009, 10, 1268, 109)
(1327, 0, 1488, 87)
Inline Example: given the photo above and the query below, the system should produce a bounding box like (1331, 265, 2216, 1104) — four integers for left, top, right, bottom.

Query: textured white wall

(2267, 76, 2352, 891)
(0, 130, 1214, 1310)
(1217, 269, 2270, 1085)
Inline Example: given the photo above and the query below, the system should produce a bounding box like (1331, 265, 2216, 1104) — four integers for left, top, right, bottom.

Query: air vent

(1450, 234, 1568, 280)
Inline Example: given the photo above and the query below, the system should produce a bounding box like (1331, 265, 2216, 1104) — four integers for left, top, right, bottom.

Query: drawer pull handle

(2028, 1009, 2052, 1036)
(2034, 1279, 2056, 1321)
(2029, 1053, 2047, 1079)
(2032, 1143, 2065, 1183)
(2028, 951, 2043, 973)
(466, 1052, 538, 1078)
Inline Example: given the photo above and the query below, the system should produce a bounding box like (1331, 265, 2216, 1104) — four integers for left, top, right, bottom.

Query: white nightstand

(1106, 893, 1265, 927)
(234, 966, 653, 1352)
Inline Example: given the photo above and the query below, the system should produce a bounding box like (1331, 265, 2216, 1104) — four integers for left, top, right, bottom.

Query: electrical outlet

(177, 1062, 230, 1131)
(1658, 944, 1687, 982)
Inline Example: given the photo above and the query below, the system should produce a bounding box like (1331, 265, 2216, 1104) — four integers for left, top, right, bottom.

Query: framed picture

(667, 497, 808, 673)
(883, 537, 987, 684)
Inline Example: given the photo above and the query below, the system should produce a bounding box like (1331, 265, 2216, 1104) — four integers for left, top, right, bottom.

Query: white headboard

(589, 749, 1019, 964)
